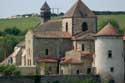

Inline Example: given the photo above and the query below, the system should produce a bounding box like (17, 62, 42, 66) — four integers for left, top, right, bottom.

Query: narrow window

(76, 70, 80, 74)
(48, 66, 52, 71)
(108, 50, 112, 58)
(82, 44, 85, 51)
(87, 68, 91, 74)
(10, 57, 13, 64)
(66, 22, 68, 32)
(82, 22, 88, 31)
(24, 56, 26, 66)
(110, 67, 114, 72)
(45, 49, 48, 55)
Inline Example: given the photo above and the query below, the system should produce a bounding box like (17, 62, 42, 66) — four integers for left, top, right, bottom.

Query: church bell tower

(40, 1, 51, 23)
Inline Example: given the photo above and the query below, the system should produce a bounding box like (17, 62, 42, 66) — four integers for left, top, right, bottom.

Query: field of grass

(0, 14, 125, 32)
(0, 16, 41, 31)
(97, 14, 125, 31)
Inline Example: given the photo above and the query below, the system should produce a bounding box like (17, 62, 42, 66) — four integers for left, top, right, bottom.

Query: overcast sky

(0, 0, 125, 18)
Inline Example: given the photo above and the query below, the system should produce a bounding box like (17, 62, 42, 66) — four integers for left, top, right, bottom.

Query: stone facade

(1, 1, 124, 83)
(33, 38, 72, 60)
(37, 62, 58, 75)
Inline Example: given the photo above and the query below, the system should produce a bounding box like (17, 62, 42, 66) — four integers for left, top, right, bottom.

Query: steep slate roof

(63, 0, 95, 18)
(96, 23, 120, 36)
(72, 32, 95, 40)
(41, 1, 50, 10)
(33, 20, 62, 32)
(33, 31, 71, 38)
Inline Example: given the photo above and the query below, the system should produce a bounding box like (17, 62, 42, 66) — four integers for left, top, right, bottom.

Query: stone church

(1, 0, 124, 83)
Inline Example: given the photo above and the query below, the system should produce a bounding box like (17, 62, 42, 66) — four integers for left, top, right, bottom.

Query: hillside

(97, 14, 125, 31)
(0, 16, 41, 31)
(0, 14, 125, 32)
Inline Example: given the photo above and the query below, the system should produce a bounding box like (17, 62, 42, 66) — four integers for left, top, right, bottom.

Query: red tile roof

(37, 57, 59, 63)
(96, 23, 120, 36)
(61, 58, 81, 64)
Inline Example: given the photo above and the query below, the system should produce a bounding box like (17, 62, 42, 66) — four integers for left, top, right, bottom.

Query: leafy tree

(0, 64, 21, 76)
(98, 19, 123, 34)
(4, 27, 21, 36)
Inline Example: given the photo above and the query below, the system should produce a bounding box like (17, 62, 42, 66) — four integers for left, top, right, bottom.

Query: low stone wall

(18, 66, 36, 75)
(0, 75, 100, 83)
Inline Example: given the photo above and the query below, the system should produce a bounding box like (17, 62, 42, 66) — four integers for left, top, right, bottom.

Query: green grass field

(0, 16, 41, 31)
(0, 14, 125, 32)
(97, 14, 125, 31)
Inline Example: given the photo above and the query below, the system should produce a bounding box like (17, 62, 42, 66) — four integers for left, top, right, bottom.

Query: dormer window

(66, 22, 68, 32)
(82, 22, 88, 31)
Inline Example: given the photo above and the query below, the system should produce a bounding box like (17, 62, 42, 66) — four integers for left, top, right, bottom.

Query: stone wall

(25, 30, 34, 66)
(75, 40, 95, 52)
(33, 38, 72, 59)
(0, 75, 100, 83)
(37, 62, 58, 75)
(73, 17, 97, 35)
(62, 18, 73, 35)
(18, 66, 36, 75)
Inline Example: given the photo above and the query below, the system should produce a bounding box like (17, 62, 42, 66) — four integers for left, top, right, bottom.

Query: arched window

(66, 22, 68, 32)
(82, 22, 88, 31)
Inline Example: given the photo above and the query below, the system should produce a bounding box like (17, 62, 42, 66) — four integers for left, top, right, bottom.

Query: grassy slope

(97, 14, 125, 31)
(0, 14, 125, 32)
(0, 16, 41, 31)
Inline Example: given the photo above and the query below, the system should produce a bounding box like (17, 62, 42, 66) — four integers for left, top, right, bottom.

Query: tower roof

(63, 0, 96, 18)
(41, 1, 50, 10)
(96, 23, 120, 36)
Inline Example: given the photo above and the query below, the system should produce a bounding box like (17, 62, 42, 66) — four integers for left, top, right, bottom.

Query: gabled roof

(33, 20, 62, 32)
(41, 1, 50, 10)
(96, 23, 120, 36)
(63, 0, 96, 18)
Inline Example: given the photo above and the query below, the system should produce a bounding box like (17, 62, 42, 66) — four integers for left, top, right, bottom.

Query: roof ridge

(96, 23, 120, 36)
(63, 0, 96, 18)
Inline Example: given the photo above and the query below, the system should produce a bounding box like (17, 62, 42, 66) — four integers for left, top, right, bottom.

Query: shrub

(0, 64, 21, 76)
(4, 27, 21, 36)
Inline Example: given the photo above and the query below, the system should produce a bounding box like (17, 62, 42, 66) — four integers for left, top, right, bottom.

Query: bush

(13, 70, 21, 76)
(0, 64, 21, 76)
(4, 27, 21, 36)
